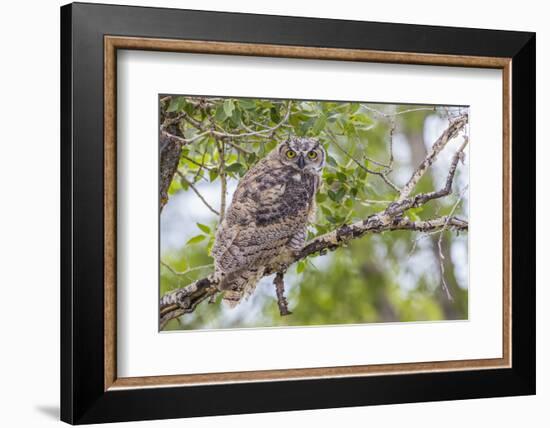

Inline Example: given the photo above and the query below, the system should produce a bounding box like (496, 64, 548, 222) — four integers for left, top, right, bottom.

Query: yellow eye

(286, 150, 297, 159)
(307, 150, 318, 159)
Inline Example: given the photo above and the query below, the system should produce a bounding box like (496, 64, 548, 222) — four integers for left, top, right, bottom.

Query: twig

(326, 130, 400, 192)
(359, 199, 395, 205)
(435, 185, 469, 301)
(224, 138, 253, 155)
(176, 171, 220, 216)
(181, 154, 213, 171)
(361, 104, 437, 118)
(210, 100, 292, 139)
(387, 121, 395, 171)
(437, 235, 452, 301)
(160, 129, 209, 145)
(192, 150, 208, 183)
(161, 261, 214, 278)
(274, 272, 292, 316)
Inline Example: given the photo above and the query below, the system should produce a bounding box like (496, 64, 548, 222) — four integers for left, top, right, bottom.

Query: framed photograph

(61, 2, 535, 424)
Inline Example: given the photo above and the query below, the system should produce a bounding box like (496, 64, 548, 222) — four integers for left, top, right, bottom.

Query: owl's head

(277, 137, 326, 172)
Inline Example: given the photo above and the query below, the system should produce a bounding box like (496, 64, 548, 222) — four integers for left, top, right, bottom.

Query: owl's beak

(297, 154, 306, 169)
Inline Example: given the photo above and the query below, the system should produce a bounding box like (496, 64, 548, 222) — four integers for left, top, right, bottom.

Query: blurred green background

(160, 96, 469, 331)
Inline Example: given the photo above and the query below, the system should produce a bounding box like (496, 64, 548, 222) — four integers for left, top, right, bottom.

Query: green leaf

(326, 155, 338, 167)
(206, 237, 215, 255)
(223, 99, 235, 117)
(186, 234, 207, 245)
(348, 103, 360, 114)
(167, 178, 182, 195)
(196, 223, 211, 234)
(166, 96, 186, 113)
(316, 192, 327, 203)
(225, 162, 244, 173)
(336, 171, 347, 182)
(320, 205, 332, 217)
(230, 108, 242, 127)
(215, 105, 227, 121)
(239, 99, 256, 110)
(407, 207, 424, 222)
(351, 113, 373, 125)
(296, 261, 306, 274)
(209, 168, 219, 182)
(246, 152, 258, 165)
(315, 224, 328, 234)
(270, 107, 281, 123)
(325, 215, 338, 224)
(312, 114, 327, 134)
(335, 187, 346, 201)
(179, 178, 189, 191)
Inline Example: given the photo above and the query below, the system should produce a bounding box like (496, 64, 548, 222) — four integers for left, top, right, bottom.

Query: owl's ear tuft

(278, 138, 292, 154)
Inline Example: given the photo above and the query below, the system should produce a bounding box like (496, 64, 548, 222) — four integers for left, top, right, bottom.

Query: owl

(211, 137, 326, 307)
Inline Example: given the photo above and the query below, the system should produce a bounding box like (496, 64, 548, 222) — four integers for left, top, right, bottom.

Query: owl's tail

(219, 267, 264, 308)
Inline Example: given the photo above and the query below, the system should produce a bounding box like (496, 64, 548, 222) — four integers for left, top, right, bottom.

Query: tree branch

(169, 101, 292, 142)
(326, 129, 399, 192)
(176, 171, 220, 216)
(274, 272, 292, 316)
(398, 113, 467, 201)
(385, 135, 469, 216)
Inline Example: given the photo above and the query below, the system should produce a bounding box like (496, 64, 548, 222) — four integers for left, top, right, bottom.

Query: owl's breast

(282, 170, 317, 202)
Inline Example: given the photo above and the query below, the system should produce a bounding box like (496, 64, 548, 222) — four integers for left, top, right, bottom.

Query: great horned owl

(211, 137, 326, 307)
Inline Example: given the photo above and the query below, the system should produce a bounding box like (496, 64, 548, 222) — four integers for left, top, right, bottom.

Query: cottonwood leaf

(186, 234, 207, 245)
(223, 99, 235, 117)
(196, 223, 211, 234)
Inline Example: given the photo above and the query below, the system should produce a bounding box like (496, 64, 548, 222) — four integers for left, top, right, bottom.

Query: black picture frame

(61, 2, 535, 424)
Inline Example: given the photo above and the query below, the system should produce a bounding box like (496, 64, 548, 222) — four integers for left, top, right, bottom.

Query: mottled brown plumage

(211, 137, 325, 306)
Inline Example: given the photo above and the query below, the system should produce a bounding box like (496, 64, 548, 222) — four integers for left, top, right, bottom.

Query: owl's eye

(307, 150, 318, 159)
(286, 150, 297, 159)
